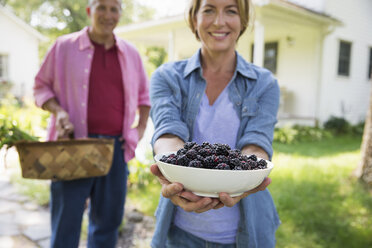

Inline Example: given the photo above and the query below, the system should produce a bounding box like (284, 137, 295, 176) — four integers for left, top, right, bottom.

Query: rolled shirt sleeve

(150, 66, 190, 146)
(236, 73, 280, 160)
(34, 43, 57, 108)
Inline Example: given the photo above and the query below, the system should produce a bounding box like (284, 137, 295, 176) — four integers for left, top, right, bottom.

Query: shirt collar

(183, 49, 202, 78)
(235, 53, 257, 80)
(183, 49, 257, 80)
(79, 27, 93, 50)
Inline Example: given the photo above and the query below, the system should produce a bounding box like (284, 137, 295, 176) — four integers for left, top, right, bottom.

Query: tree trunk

(356, 80, 372, 186)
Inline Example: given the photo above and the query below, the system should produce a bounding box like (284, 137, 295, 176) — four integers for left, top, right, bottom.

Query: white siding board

(0, 9, 41, 98)
(319, 0, 372, 124)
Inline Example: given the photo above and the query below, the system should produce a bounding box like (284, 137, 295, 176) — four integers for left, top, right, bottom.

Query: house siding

(319, 0, 372, 124)
(0, 9, 40, 98)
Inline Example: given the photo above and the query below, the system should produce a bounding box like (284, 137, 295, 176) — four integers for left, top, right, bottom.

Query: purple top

(174, 87, 241, 244)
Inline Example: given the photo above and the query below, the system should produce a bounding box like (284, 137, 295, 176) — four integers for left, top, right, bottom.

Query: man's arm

(137, 105, 150, 141)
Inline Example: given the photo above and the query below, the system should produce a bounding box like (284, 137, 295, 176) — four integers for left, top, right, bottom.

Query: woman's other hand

(150, 164, 221, 213)
(218, 177, 271, 207)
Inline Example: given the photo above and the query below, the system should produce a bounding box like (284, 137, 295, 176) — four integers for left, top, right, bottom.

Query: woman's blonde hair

(187, 0, 253, 41)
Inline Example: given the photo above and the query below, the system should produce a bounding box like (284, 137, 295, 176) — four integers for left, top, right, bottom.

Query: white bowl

(154, 152, 274, 198)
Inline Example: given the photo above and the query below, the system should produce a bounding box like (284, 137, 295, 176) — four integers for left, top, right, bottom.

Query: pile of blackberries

(159, 142, 267, 170)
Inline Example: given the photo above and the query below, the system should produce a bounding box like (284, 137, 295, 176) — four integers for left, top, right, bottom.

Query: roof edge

(0, 5, 48, 42)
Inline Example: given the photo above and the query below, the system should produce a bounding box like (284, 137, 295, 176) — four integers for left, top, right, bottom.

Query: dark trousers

(50, 135, 128, 248)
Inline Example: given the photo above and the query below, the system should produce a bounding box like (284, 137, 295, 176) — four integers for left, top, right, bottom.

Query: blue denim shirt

(150, 50, 281, 248)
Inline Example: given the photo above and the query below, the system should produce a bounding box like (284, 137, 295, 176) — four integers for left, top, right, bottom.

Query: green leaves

(0, 119, 38, 150)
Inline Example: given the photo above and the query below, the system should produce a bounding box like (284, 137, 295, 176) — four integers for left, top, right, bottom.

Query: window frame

(0, 54, 9, 80)
(337, 40, 352, 77)
(368, 47, 372, 79)
(250, 41, 279, 74)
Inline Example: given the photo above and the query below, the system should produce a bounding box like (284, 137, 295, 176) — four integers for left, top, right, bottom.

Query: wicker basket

(15, 138, 115, 180)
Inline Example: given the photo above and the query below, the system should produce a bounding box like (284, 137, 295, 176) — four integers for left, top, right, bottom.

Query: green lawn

(271, 135, 372, 248)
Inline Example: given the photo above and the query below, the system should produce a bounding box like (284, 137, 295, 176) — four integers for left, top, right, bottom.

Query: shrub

(274, 125, 332, 144)
(350, 121, 365, 136)
(128, 150, 157, 189)
(323, 116, 350, 134)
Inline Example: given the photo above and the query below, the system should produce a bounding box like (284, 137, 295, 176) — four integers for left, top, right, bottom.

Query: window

(369, 47, 372, 79)
(264, 42, 278, 74)
(337, 41, 352, 76)
(251, 42, 279, 74)
(0, 54, 9, 80)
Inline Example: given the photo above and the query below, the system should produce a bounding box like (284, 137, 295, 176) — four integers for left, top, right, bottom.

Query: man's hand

(150, 164, 221, 213)
(55, 110, 74, 138)
(41, 98, 74, 139)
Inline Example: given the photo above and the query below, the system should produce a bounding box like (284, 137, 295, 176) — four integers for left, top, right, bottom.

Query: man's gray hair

(88, 0, 122, 6)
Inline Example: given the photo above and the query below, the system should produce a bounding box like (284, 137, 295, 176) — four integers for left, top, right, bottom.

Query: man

(33, 0, 150, 247)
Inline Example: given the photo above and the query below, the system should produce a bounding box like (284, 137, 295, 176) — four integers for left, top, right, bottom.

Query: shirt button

(84, 69, 89, 73)
(81, 120, 85, 124)
(88, 54, 92, 59)
(83, 85, 87, 89)
(196, 93, 200, 98)
(243, 107, 247, 112)
(81, 103, 86, 107)
(237, 102, 242, 106)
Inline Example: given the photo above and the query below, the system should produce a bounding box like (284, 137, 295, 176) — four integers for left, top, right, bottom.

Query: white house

(0, 5, 47, 98)
(116, 0, 372, 126)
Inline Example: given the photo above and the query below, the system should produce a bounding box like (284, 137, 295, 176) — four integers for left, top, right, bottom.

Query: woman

(149, 0, 280, 247)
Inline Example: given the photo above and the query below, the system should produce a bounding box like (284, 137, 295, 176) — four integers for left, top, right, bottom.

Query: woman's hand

(218, 177, 271, 207)
(150, 164, 221, 213)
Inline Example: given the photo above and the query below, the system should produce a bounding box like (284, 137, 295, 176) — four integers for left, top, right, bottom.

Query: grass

(271, 135, 372, 248)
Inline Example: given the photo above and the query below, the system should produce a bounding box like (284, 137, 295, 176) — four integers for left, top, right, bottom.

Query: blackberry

(204, 155, 217, 169)
(160, 155, 168, 162)
(240, 161, 248, 170)
(230, 158, 241, 169)
(184, 141, 197, 150)
(199, 148, 213, 157)
(240, 155, 250, 162)
(228, 149, 241, 159)
(257, 159, 267, 169)
(177, 148, 187, 156)
(196, 155, 205, 162)
(166, 157, 177, 165)
(177, 155, 190, 167)
(247, 160, 258, 169)
(216, 155, 229, 164)
(202, 142, 212, 148)
(248, 154, 258, 161)
(215, 163, 230, 170)
(189, 160, 203, 168)
(186, 149, 198, 160)
(215, 144, 230, 156)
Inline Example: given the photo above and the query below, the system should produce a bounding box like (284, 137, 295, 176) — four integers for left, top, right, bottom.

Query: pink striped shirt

(34, 27, 150, 162)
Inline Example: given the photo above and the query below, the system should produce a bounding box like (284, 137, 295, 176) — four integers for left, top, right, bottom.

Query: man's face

(87, 0, 122, 37)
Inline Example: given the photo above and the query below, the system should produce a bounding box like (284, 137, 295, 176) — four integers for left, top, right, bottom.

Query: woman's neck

(200, 48, 236, 74)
